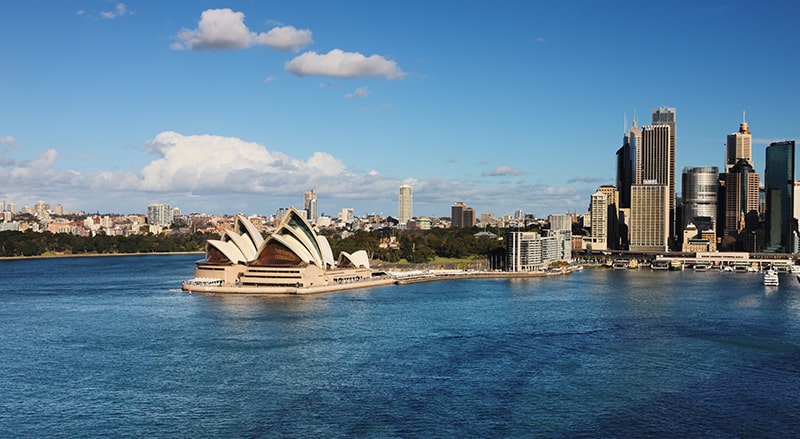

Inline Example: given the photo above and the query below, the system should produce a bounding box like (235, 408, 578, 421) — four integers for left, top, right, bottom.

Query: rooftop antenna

(742, 110, 746, 123)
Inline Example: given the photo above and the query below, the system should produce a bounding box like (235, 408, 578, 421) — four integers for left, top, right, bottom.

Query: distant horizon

(2, 2, 799, 217)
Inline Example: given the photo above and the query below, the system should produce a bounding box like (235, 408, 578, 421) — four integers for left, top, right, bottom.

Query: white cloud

(345, 86, 370, 99)
(286, 49, 405, 79)
(264, 76, 277, 85)
(253, 25, 313, 52)
(0, 132, 593, 217)
(101, 3, 129, 19)
(172, 9, 311, 51)
(483, 165, 525, 177)
(139, 132, 346, 192)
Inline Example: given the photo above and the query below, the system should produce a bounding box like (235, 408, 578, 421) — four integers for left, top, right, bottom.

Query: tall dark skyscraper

(616, 119, 638, 209)
(764, 140, 796, 252)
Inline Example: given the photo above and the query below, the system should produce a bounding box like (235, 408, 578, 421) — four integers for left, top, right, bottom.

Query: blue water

(2, 255, 800, 438)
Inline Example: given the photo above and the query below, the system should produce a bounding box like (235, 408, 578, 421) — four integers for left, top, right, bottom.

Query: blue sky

(2, 1, 799, 218)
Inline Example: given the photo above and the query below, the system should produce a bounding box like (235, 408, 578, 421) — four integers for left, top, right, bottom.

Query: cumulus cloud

(483, 165, 525, 177)
(139, 132, 345, 192)
(263, 76, 277, 85)
(253, 25, 313, 52)
(0, 132, 594, 217)
(345, 87, 370, 99)
(172, 9, 312, 51)
(286, 49, 405, 79)
(101, 3, 129, 19)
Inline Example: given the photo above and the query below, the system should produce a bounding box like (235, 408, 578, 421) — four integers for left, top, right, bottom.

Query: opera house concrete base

(182, 275, 397, 295)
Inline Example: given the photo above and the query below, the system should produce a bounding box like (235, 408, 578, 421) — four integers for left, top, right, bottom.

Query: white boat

(764, 269, 779, 286)
(791, 265, 800, 274)
(612, 259, 629, 270)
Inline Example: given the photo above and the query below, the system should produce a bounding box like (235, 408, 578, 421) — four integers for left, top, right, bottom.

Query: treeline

(0, 230, 215, 257)
(1, 227, 509, 263)
(325, 227, 507, 263)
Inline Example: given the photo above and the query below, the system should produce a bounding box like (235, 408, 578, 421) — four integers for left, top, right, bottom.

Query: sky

(2, 1, 800, 219)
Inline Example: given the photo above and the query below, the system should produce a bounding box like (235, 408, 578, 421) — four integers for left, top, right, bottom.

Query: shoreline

(182, 268, 573, 295)
(0, 251, 204, 261)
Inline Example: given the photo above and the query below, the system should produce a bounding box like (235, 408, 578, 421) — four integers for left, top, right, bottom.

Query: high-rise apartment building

(548, 213, 573, 231)
(589, 190, 608, 251)
(398, 184, 412, 224)
(505, 230, 571, 272)
(303, 189, 318, 222)
(147, 203, 172, 227)
(463, 207, 475, 228)
(450, 202, 476, 228)
(629, 182, 669, 252)
(726, 117, 752, 172)
(596, 185, 619, 249)
(764, 140, 796, 252)
(682, 166, 719, 232)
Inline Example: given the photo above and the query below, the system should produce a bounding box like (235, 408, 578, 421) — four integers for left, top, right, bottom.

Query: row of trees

(0, 230, 212, 257)
(1, 226, 511, 262)
(325, 227, 507, 264)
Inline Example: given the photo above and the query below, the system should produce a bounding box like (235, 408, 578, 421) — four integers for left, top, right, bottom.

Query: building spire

(739, 110, 750, 134)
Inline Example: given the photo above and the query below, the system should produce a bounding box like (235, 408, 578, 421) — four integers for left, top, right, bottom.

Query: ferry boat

(732, 262, 750, 273)
(669, 260, 683, 271)
(764, 269, 779, 287)
(693, 262, 709, 272)
(651, 260, 670, 270)
(612, 259, 629, 270)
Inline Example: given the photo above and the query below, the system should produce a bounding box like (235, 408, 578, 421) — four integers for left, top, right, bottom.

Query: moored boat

(651, 260, 669, 270)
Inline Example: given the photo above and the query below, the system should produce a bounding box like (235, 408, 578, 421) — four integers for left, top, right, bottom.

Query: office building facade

(764, 140, 796, 252)
(629, 183, 669, 252)
(726, 119, 752, 172)
(682, 166, 719, 232)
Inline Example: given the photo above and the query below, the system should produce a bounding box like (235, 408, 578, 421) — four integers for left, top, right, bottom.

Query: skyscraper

(682, 166, 719, 232)
(398, 184, 413, 224)
(450, 202, 476, 228)
(589, 190, 608, 251)
(616, 120, 638, 209)
(726, 116, 752, 172)
(721, 159, 760, 240)
(635, 107, 676, 246)
(764, 140, 796, 252)
(303, 189, 318, 222)
(629, 182, 669, 252)
(451, 202, 465, 228)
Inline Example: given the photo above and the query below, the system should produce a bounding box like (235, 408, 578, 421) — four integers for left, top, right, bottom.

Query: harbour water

(2, 254, 800, 437)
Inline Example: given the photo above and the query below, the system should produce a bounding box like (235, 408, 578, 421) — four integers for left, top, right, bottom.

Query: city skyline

(2, 1, 800, 217)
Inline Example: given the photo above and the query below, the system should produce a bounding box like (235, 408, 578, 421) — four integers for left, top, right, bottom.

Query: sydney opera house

(182, 207, 392, 294)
